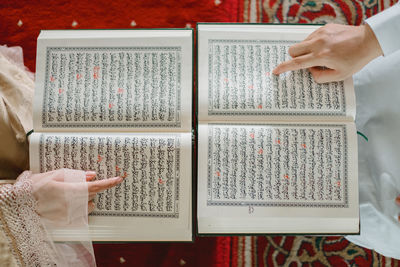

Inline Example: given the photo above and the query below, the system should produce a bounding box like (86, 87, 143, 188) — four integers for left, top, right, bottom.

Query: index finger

(288, 40, 313, 57)
(87, 176, 123, 193)
(273, 54, 319, 75)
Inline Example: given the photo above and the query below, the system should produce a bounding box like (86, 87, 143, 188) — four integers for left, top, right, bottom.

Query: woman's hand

(273, 24, 383, 83)
(85, 170, 123, 213)
(30, 168, 123, 223)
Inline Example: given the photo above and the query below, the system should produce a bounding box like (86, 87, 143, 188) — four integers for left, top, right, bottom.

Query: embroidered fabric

(0, 171, 57, 266)
(0, 169, 96, 266)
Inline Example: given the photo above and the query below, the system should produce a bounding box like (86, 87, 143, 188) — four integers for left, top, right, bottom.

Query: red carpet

(1, 0, 399, 266)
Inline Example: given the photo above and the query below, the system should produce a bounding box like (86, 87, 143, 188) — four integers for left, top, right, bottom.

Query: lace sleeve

(0, 171, 57, 266)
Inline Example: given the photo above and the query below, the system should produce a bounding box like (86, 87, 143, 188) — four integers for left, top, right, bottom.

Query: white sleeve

(365, 3, 400, 56)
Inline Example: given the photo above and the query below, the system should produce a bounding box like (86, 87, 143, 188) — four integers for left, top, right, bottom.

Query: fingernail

(395, 195, 400, 206)
(114, 176, 123, 183)
(86, 171, 96, 176)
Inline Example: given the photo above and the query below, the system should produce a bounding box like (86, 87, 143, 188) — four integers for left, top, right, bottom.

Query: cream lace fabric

(0, 234, 17, 267)
(0, 171, 57, 266)
(0, 169, 96, 267)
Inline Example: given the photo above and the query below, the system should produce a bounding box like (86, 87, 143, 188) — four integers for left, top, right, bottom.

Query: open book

(197, 24, 359, 234)
(29, 29, 193, 241)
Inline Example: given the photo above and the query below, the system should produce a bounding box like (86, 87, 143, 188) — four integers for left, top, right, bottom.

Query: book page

(30, 132, 192, 241)
(198, 24, 355, 122)
(33, 30, 192, 133)
(197, 122, 358, 233)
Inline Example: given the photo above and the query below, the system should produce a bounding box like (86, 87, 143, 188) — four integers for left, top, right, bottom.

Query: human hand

(273, 24, 383, 83)
(30, 168, 123, 223)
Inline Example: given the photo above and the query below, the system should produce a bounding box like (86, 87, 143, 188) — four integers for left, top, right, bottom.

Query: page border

(206, 123, 349, 208)
(42, 46, 182, 129)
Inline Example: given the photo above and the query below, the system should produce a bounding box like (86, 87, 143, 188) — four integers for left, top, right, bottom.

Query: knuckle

(288, 46, 296, 56)
(316, 27, 327, 36)
(49, 181, 62, 192)
(316, 48, 330, 59)
(321, 24, 333, 34)
(55, 168, 67, 180)
(314, 37, 327, 47)
(292, 57, 303, 68)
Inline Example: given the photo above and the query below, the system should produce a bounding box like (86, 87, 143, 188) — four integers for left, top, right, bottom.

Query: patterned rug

(0, 0, 399, 266)
(242, 0, 397, 24)
(223, 236, 400, 266)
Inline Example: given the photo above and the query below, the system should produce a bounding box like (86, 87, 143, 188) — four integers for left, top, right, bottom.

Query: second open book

(29, 24, 358, 241)
(197, 24, 358, 235)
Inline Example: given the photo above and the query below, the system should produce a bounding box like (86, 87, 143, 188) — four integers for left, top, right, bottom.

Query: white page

(197, 24, 355, 122)
(34, 30, 192, 133)
(197, 122, 358, 234)
(30, 132, 192, 241)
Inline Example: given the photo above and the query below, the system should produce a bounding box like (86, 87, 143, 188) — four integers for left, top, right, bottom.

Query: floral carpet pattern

(235, 236, 399, 266)
(242, 0, 397, 24)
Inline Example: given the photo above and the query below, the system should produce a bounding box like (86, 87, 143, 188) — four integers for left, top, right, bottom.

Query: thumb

(309, 67, 341, 83)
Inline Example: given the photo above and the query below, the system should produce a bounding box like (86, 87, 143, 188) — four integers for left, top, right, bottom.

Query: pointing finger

(273, 54, 320, 75)
(88, 176, 123, 194)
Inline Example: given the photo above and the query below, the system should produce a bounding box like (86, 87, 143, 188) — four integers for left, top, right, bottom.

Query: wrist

(362, 24, 383, 60)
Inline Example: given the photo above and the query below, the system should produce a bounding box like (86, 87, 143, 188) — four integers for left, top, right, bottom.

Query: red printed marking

(58, 88, 64, 94)
(93, 66, 100, 79)
(76, 73, 82, 80)
(258, 104, 263, 109)
(250, 133, 255, 139)
(117, 88, 124, 94)
(216, 171, 220, 177)
(337, 181, 341, 186)
(258, 149, 263, 155)
(276, 139, 281, 144)
(122, 172, 128, 179)
(224, 78, 229, 83)
(50, 76, 55, 82)
(248, 85, 254, 89)
(302, 144, 306, 148)
(284, 174, 289, 179)
(109, 103, 114, 109)
(97, 155, 102, 162)
(158, 178, 164, 184)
